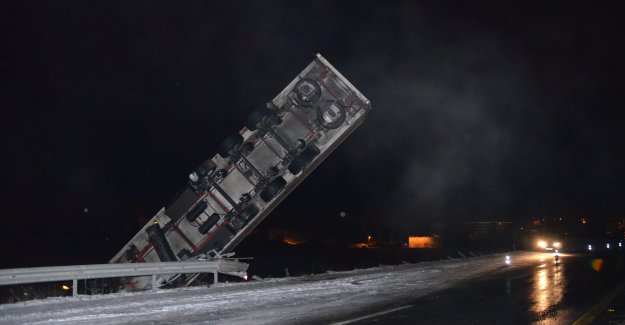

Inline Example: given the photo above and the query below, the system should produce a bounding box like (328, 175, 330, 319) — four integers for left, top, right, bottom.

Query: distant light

(537, 240, 547, 249)
(588, 244, 593, 251)
(553, 242, 561, 248)
(83, 208, 89, 213)
(619, 242, 622, 247)
(153, 220, 159, 224)
(61, 285, 71, 291)
(606, 243, 610, 249)
(243, 273, 249, 281)
(339, 211, 346, 218)
(283, 238, 300, 245)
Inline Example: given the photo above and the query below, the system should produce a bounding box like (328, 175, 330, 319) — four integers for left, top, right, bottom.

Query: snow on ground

(0, 252, 537, 324)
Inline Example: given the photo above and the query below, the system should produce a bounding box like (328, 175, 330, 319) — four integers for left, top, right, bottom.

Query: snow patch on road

(0, 252, 532, 324)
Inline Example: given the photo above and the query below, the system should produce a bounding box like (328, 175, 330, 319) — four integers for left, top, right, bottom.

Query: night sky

(2, 1, 624, 268)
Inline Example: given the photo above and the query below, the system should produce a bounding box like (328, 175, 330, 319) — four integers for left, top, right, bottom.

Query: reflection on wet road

(355, 252, 624, 324)
(531, 256, 565, 319)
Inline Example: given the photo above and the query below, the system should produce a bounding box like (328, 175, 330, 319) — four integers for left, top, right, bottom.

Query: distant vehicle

(587, 240, 623, 253)
(604, 241, 624, 251)
(556, 236, 624, 252)
(110, 54, 372, 290)
(536, 239, 561, 251)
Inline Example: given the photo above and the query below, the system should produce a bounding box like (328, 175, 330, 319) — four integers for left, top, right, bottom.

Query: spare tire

(217, 133, 244, 158)
(288, 146, 319, 175)
(198, 213, 220, 235)
(317, 101, 346, 129)
(260, 176, 287, 202)
(293, 79, 322, 107)
(186, 200, 208, 223)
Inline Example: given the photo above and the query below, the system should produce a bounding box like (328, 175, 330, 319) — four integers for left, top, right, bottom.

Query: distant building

(408, 236, 439, 248)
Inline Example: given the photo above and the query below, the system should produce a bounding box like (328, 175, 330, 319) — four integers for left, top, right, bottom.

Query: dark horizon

(2, 1, 624, 268)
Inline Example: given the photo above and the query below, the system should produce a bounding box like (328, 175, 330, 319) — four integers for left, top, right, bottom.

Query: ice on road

(0, 252, 537, 324)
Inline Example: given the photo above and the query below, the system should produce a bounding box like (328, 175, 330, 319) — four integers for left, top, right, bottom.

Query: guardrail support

(213, 271, 218, 284)
(72, 279, 77, 298)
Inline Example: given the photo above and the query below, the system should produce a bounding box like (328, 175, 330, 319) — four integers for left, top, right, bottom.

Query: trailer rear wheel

(245, 106, 273, 131)
(260, 176, 287, 202)
(288, 146, 319, 175)
(217, 133, 244, 158)
(195, 159, 216, 178)
(189, 158, 217, 184)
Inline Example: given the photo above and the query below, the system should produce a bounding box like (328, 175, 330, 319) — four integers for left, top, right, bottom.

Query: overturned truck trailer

(110, 54, 372, 289)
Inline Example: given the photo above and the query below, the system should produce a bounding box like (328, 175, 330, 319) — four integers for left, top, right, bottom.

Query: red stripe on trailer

(207, 190, 230, 214)
(168, 222, 199, 252)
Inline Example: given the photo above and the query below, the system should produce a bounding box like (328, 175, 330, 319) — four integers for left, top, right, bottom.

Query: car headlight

(553, 242, 561, 248)
(537, 240, 547, 249)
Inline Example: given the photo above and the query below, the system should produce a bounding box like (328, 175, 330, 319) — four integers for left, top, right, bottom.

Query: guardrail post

(152, 274, 156, 290)
(72, 279, 77, 298)
(213, 271, 218, 284)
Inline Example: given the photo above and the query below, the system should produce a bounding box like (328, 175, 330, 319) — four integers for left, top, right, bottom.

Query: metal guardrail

(0, 260, 248, 297)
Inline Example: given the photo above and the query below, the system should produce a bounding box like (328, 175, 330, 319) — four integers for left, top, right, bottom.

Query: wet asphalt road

(350, 251, 625, 324)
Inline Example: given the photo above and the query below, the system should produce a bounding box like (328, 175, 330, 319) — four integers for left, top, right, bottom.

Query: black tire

(239, 205, 259, 224)
(217, 133, 244, 158)
(317, 101, 346, 129)
(195, 159, 216, 178)
(198, 213, 220, 234)
(245, 106, 273, 131)
(288, 146, 319, 175)
(186, 200, 208, 223)
(260, 176, 287, 202)
(239, 142, 255, 155)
